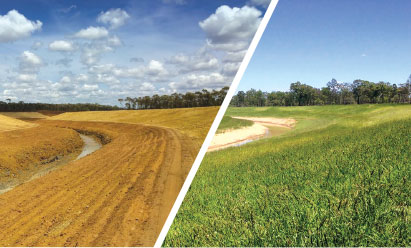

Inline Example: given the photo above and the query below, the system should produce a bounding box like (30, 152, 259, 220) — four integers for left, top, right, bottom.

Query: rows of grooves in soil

(0, 130, 103, 194)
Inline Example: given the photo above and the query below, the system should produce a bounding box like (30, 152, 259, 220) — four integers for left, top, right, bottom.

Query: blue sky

(239, 0, 411, 92)
(0, 0, 269, 104)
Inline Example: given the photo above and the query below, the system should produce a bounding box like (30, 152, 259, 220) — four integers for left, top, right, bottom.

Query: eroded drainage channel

(0, 132, 102, 194)
(77, 134, 102, 160)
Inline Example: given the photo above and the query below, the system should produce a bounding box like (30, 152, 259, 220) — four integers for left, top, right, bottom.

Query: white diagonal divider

(154, 1, 280, 246)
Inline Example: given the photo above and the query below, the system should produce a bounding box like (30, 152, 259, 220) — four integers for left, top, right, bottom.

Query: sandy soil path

(208, 117, 296, 151)
(0, 120, 197, 246)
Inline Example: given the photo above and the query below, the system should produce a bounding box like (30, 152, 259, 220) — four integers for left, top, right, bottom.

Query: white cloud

(0, 4, 257, 104)
(147, 60, 166, 75)
(81, 43, 112, 65)
(97, 9, 130, 29)
(17, 73, 37, 82)
(223, 50, 247, 63)
(96, 74, 120, 84)
(49, 40, 75, 51)
(74, 26, 109, 39)
(169, 53, 219, 73)
(89, 64, 116, 74)
(169, 72, 228, 91)
(60, 76, 71, 84)
(0, 10, 42, 42)
(248, 0, 271, 8)
(31, 41, 43, 50)
(113, 60, 168, 78)
(83, 84, 99, 91)
(107, 35, 122, 47)
(221, 62, 241, 77)
(140, 82, 156, 91)
(21, 51, 42, 65)
(76, 74, 89, 82)
(19, 51, 43, 73)
(199, 5, 262, 52)
(59, 5, 77, 13)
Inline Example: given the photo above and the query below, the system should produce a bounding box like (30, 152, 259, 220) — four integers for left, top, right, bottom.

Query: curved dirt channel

(0, 120, 198, 246)
(0, 133, 101, 195)
(77, 134, 102, 159)
(208, 117, 296, 152)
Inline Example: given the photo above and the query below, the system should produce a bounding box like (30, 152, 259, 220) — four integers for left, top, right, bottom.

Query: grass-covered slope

(165, 104, 411, 247)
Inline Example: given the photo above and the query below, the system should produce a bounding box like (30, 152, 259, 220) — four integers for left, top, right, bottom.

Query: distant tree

(118, 98, 124, 107)
(229, 75, 411, 107)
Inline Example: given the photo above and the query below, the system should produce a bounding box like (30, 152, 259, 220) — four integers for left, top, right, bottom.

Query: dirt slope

(0, 114, 36, 131)
(0, 112, 48, 120)
(0, 120, 199, 246)
(0, 126, 83, 189)
(49, 106, 219, 143)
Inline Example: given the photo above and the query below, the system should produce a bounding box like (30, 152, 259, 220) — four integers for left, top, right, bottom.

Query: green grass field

(164, 104, 411, 247)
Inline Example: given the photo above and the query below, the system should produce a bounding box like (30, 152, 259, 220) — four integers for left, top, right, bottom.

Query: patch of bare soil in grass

(208, 117, 295, 151)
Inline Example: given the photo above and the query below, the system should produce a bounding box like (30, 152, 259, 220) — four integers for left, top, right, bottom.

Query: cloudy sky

(239, 0, 411, 92)
(0, 0, 269, 105)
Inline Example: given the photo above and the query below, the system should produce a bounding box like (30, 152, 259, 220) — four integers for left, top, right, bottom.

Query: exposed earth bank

(208, 117, 296, 151)
(0, 107, 217, 247)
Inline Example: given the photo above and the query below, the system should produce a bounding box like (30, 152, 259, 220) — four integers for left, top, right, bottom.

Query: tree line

(231, 76, 411, 107)
(119, 87, 229, 109)
(0, 101, 120, 112)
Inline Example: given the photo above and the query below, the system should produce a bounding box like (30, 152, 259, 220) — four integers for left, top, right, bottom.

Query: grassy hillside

(165, 104, 411, 247)
(49, 107, 219, 143)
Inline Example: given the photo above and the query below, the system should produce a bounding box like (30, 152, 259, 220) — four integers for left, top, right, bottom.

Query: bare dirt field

(0, 112, 48, 120)
(208, 117, 295, 151)
(0, 107, 218, 246)
(0, 114, 37, 131)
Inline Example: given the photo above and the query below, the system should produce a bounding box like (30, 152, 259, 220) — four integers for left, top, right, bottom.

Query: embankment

(0, 119, 201, 246)
(0, 125, 83, 190)
(208, 117, 296, 151)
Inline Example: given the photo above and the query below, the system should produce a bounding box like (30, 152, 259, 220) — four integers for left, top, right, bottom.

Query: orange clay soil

(0, 125, 83, 188)
(0, 117, 208, 246)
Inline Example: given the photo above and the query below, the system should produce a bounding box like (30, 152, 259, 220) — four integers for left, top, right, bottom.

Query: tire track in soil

(0, 120, 197, 247)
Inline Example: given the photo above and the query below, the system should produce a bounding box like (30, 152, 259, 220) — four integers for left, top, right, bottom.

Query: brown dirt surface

(0, 107, 217, 246)
(37, 110, 66, 117)
(0, 114, 36, 131)
(0, 112, 48, 119)
(49, 106, 219, 145)
(0, 126, 83, 189)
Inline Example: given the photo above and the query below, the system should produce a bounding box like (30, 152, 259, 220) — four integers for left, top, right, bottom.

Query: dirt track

(0, 120, 197, 246)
